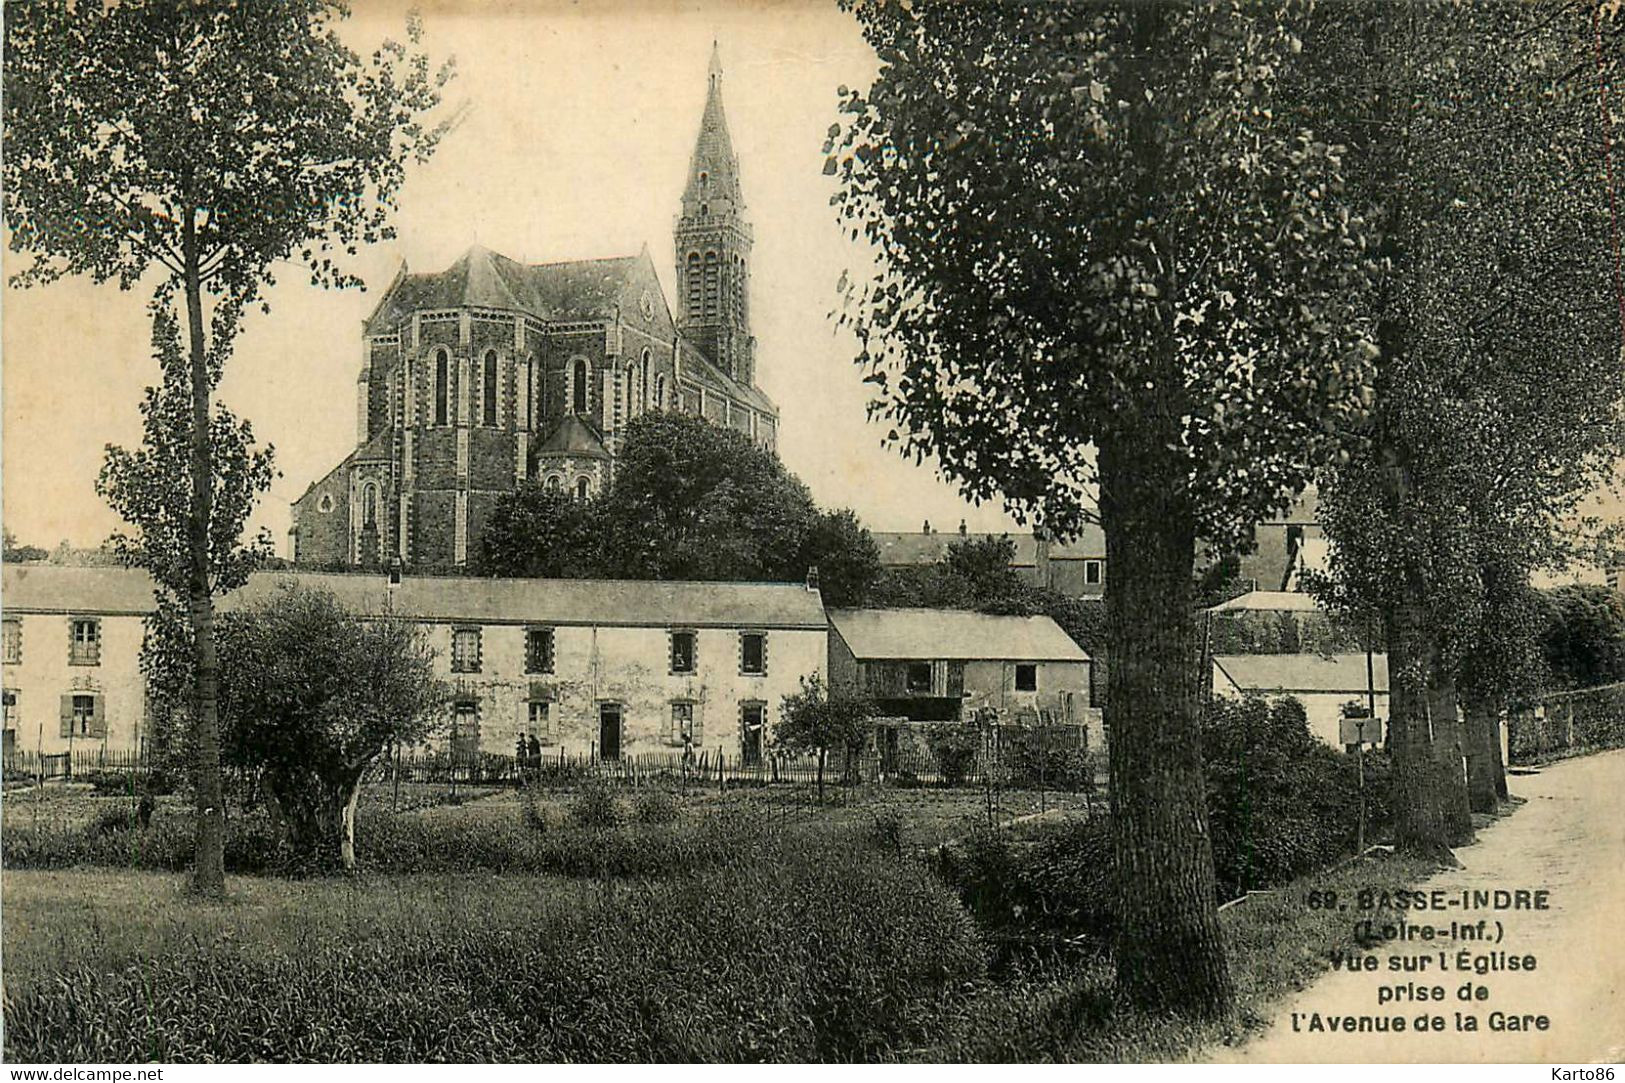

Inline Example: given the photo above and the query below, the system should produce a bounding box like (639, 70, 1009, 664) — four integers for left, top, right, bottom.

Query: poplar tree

(827, 0, 1377, 1014)
(4, 1, 454, 895)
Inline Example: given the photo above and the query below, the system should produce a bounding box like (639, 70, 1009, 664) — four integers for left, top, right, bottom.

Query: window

(69, 618, 100, 666)
(1085, 560, 1104, 586)
(3, 619, 19, 665)
(361, 483, 378, 530)
(740, 701, 765, 765)
(521, 358, 533, 430)
(703, 252, 719, 316)
(575, 477, 591, 502)
(571, 358, 589, 414)
(905, 662, 933, 693)
(546, 474, 563, 493)
(451, 627, 482, 673)
(69, 693, 96, 737)
(671, 701, 696, 745)
(655, 374, 667, 410)
(640, 350, 651, 408)
(1015, 664, 1038, 692)
(670, 630, 696, 675)
(740, 632, 767, 676)
(318, 492, 335, 513)
(525, 627, 555, 674)
(528, 699, 552, 742)
(624, 362, 636, 420)
(482, 351, 498, 426)
(686, 253, 701, 321)
(433, 350, 450, 426)
(451, 700, 480, 757)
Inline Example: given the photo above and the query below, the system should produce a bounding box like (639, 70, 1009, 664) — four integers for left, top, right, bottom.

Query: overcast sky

(1, 0, 1026, 555)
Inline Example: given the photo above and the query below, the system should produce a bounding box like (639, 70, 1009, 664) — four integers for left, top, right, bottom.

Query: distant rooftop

(1214, 652, 1388, 695)
(1207, 590, 1324, 613)
(828, 607, 1088, 663)
(2, 565, 827, 630)
(870, 525, 1106, 567)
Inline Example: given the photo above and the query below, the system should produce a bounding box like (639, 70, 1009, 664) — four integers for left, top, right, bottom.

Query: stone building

(290, 45, 777, 569)
(1, 565, 155, 760)
(0, 564, 828, 763)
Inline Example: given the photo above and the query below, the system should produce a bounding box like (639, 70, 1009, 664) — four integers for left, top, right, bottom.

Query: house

(1211, 652, 1389, 748)
(2, 564, 827, 764)
(870, 521, 1108, 598)
(826, 607, 1094, 731)
(1, 565, 155, 760)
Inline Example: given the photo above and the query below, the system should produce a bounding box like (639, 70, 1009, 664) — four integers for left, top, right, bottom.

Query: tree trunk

(1426, 656, 1474, 844)
(1099, 427, 1233, 1017)
(183, 208, 226, 898)
(1464, 697, 1503, 813)
(339, 773, 365, 872)
(1382, 585, 1455, 862)
(816, 747, 826, 804)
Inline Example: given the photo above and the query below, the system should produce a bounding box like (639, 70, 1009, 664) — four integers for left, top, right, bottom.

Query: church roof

(678, 340, 776, 415)
(533, 415, 611, 461)
(683, 42, 742, 211)
(363, 247, 644, 334)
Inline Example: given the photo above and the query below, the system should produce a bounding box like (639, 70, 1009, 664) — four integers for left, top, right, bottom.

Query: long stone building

(290, 45, 777, 569)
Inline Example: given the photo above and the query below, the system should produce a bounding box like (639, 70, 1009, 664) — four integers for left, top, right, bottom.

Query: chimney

(958, 518, 967, 536)
(806, 564, 821, 593)
(923, 519, 932, 534)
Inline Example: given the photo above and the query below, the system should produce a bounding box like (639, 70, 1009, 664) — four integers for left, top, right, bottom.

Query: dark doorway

(740, 702, 764, 766)
(599, 703, 622, 761)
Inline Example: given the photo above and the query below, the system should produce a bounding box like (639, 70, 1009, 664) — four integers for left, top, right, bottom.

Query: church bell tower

(675, 43, 756, 385)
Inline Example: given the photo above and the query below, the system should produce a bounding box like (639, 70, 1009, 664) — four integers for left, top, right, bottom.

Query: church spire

(675, 42, 756, 385)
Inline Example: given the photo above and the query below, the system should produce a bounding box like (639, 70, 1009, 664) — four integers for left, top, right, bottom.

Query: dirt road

(1213, 748, 1625, 1063)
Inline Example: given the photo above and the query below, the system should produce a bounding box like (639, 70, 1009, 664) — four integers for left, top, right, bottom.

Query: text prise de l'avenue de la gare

(1294, 887, 1552, 1036)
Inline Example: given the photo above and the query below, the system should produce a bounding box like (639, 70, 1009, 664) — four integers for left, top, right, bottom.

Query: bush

(4, 832, 987, 1062)
(1202, 694, 1383, 898)
(936, 817, 1114, 943)
(569, 779, 622, 828)
(926, 722, 980, 786)
(518, 783, 549, 832)
(869, 808, 906, 853)
(632, 788, 679, 825)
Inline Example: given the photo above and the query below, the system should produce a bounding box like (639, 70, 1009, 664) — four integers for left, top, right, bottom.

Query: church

(290, 46, 777, 569)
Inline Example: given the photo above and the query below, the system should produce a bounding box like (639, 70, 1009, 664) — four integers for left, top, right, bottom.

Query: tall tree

(827, 1, 1376, 1014)
(4, 2, 453, 895)
(1304, 1, 1624, 851)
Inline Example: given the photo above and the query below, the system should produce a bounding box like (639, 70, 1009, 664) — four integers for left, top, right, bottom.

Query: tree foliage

(1302, 2, 1625, 844)
(98, 304, 276, 600)
(5, 0, 455, 894)
(828, 0, 1387, 1015)
(775, 674, 876, 798)
(150, 585, 448, 871)
(480, 413, 884, 604)
(1540, 584, 1625, 691)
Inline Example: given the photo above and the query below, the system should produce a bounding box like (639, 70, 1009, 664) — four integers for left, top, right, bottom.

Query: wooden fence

(2, 722, 1100, 795)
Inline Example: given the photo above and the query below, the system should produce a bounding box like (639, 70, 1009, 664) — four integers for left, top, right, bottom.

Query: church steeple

(676, 41, 755, 385)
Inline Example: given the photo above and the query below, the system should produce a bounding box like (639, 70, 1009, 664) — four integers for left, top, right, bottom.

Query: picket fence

(3, 724, 1099, 795)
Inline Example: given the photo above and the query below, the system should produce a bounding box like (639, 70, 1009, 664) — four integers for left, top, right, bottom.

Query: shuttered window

(670, 630, 697, 675)
(59, 692, 104, 738)
(3, 619, 19, 665)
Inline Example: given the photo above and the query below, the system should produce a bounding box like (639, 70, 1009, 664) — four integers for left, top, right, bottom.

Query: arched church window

(624, 362, 636, 420)
(434, 350, 450, 426)
(361, 483, 378, 530)
(703, 252, 719, 317)
(482, 350, 498, 427)
(686, 253, 702, 322)
(546, 474, 563, 493)
(700, 203, 709, 217)
(576, 477, 591, 501)
(655, 374, 667, 410)
(571, 358, 589, 414)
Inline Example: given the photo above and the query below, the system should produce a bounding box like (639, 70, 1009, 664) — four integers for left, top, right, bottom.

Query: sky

(1, 0, 1026, 556)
